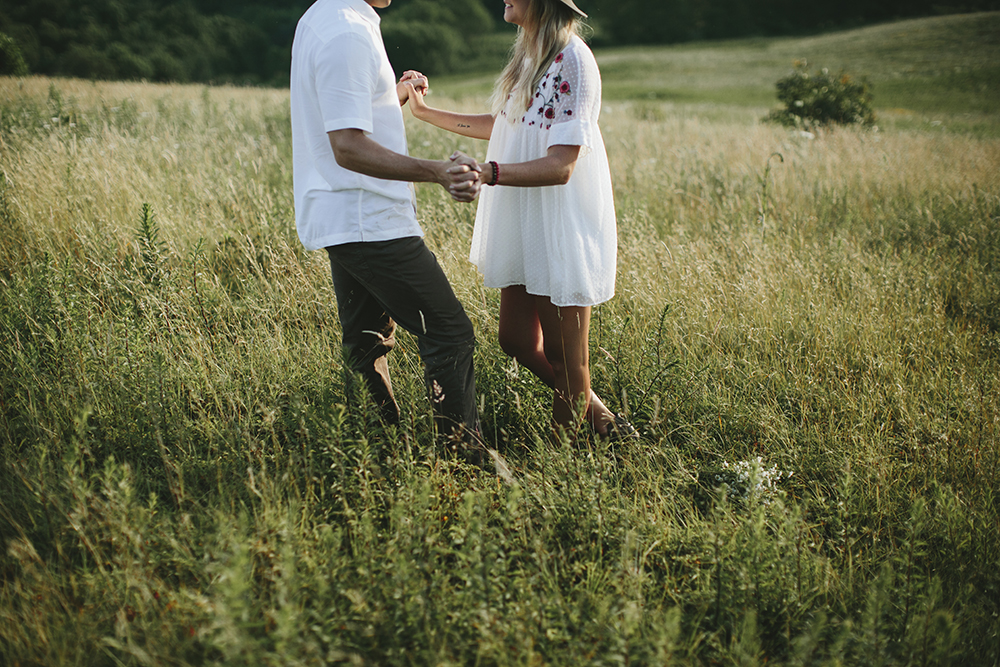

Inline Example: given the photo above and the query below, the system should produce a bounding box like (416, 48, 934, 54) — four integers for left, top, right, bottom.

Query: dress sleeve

(544, 45, 601, 152)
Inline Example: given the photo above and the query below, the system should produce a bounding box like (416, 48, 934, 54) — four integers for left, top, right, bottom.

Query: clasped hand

(397, 70, 482, 203)
(445, 150, 482, 203)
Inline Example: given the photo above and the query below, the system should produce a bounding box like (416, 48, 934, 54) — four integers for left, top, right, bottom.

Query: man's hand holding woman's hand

(398, 70, 433, 121)
(443, 151, 482, 202)
(398, 71, 482, 202)
(397, 70, 429, 107)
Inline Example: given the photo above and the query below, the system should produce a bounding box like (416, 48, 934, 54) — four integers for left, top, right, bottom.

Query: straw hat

(558, 0, 587, 17)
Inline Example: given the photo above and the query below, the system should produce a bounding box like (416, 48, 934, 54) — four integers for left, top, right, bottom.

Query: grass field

(441, 11, 1000, 135)
(1, 12, 999, 666)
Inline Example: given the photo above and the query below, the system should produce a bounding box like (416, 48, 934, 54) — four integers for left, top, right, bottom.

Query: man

(290, 0, 482, 447)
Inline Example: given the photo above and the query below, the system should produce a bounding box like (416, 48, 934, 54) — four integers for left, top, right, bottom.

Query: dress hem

(481, 279, 613, 308)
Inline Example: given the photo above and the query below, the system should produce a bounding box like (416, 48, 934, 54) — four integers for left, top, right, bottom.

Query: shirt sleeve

(546, 46, 600, 152)
(314, 30, 379, 135)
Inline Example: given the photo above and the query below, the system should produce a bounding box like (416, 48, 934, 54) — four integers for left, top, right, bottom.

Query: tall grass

(1, 20, 999, 665)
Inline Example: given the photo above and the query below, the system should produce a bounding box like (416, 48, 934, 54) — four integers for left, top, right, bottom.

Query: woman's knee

(543, 341, 590, 380)
(497, 326, 533, 359)
(541, 346, 568, 377)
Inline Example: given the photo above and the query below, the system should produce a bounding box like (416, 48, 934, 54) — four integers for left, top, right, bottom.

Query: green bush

(61, 44, 117, 80)
(380, 0, 498, 76)
(381, 21, 464, 77)
(107, 43, 155, 81)
(0, 32, 29, 76)
(764, 60, 875, 129)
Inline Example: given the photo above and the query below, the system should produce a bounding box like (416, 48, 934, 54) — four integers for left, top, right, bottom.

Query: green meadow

(1, 12, 998, 666)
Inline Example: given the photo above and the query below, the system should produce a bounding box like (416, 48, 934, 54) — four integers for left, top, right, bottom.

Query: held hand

(397, 70, 429, 106)
(399, 70, 429, 93)
(401, 81, 430, 118)
(442, 151, 482, 203)
(449, 151, 480, 175)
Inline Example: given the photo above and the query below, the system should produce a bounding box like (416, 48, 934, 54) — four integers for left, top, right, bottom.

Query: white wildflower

(716, 456, 791, 505)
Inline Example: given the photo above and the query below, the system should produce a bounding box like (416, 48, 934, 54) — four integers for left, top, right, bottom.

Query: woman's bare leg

(497, 285, 615, 433)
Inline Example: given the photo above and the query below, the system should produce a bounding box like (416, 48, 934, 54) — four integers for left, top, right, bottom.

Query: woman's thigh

(498, 285, 542, 351)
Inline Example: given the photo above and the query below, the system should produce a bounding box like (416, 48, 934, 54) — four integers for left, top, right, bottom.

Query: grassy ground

(1, 13, 999, 667)
(439, 12, 1000, 135)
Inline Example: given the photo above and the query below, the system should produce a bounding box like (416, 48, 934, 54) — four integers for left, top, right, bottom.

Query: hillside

(429, 13, 1000, 136)
(596, 12, 1000, 113)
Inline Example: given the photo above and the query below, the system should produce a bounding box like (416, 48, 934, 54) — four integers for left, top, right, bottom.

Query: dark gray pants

(326, 237, 479, 443)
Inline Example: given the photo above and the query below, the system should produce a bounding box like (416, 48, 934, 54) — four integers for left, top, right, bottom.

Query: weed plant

(1, 66, 998, 666)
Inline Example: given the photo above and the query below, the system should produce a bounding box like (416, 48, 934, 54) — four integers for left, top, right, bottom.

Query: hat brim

(559, 0, 587, 17)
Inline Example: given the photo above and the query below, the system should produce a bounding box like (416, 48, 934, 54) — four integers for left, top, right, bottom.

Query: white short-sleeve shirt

(290, 0, 422, 250)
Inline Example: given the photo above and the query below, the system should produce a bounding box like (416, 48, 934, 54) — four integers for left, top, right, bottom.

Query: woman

(401, 0, 635, 441)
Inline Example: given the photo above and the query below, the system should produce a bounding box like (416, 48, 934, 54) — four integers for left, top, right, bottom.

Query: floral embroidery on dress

(527, 51, 574, 130)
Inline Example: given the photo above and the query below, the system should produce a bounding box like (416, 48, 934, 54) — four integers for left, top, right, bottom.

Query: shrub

(61, 44, 117, 81)
(764, 60, 875, 129)
(107, 43, 155, 81)
(0, 32, 29, 76)
(381, 21, 464, 77)
(381, 0, 496, 76)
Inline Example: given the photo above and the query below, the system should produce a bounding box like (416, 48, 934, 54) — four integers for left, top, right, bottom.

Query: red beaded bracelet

(488, 160, 500, 186)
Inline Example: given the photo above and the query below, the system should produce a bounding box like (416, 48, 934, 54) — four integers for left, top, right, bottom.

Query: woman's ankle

(588, 394, 615, 434)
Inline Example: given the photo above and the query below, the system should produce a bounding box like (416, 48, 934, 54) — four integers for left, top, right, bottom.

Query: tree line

(0, 0, 306, 85)
(1, 0, 997, 84)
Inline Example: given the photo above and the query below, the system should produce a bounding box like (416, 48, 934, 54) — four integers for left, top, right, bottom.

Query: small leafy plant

(765, 60, 875, 129)
(0, 32, 28, 76)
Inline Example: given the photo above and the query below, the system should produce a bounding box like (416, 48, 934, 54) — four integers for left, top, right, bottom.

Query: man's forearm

(327, 128, 482, 202)
(328, 129, 440, 183)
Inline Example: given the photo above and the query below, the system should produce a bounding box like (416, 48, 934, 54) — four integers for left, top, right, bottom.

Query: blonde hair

(489, 0, 582, 120)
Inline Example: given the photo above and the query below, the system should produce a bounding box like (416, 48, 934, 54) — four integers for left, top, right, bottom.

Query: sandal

(603, 413, 639, 443)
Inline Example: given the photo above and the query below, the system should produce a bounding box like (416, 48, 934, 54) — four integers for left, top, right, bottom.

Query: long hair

(489, 0, 582, 120)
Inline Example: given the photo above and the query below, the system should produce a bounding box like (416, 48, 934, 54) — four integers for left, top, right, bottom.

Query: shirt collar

(343, 0, 381, 27)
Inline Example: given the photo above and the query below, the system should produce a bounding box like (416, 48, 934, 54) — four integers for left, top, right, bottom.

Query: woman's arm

(486, 144, 581, 188)
(399, 72, 495, 141)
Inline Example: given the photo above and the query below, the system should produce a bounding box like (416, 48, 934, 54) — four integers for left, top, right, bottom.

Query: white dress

(469, 35, 617, 308)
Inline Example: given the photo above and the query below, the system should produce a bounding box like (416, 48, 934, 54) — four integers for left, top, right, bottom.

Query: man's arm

(328, 128, 482, 202)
